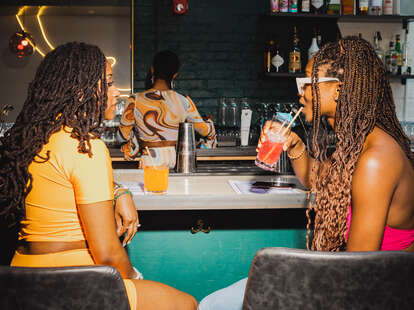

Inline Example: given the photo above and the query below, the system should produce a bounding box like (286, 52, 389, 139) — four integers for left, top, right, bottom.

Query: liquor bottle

(289, 0, 299, 13)
(373, 31, 385, 63)
(383, 0, 393, 15)
(271, 45, 285, 72)
(369, 0, 383, 15)
(289, 27, 301, 73)
(395, 34, 402, 74)
(316, 27, 323, 48)
(270, 0, 279, 13)
(327, 0, 341, 14)
(342, 0, 355, 15)
(301, 0, 311, 12)
(264, 40, 276, 73)
(280, 0, 289, 12)
(311, 0, 328, 14)
(308, 31, 320, 62)
(386, 41, 397, 74)
(358, 0, 369, 15)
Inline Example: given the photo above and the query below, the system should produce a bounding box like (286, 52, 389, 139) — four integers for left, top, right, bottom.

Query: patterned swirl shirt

(119, 89, 216, 168)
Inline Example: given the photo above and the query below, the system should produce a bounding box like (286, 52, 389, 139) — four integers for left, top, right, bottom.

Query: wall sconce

(9, 31, 35, 58)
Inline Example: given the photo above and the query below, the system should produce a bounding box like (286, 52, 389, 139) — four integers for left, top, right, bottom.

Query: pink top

(346, 206, 414, 251)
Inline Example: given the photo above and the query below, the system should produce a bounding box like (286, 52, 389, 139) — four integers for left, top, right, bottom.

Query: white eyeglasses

(296, 77, 340, 96)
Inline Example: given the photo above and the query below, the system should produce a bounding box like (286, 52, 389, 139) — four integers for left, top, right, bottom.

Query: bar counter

(115, 168, 309, 300)
(113, 169, 308, 211)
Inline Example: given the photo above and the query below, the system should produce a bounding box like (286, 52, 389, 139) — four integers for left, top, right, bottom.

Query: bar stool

(0, 265, 130, 310)
(242, 247, 414, 310)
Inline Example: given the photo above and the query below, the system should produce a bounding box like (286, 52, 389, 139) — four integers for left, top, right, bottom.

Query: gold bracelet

(287, 144, 306, 160)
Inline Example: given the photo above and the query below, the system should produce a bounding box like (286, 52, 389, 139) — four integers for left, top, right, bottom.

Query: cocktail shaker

(175, 122, 197, 173)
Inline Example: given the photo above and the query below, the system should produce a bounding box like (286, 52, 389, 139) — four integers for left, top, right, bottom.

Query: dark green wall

(133, 0, 300, 119)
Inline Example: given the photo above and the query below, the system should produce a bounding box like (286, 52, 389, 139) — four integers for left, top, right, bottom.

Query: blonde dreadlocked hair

(306, 36, 414, 252)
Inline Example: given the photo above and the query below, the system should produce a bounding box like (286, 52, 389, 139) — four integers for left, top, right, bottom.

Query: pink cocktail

(255, 130, 286, 171)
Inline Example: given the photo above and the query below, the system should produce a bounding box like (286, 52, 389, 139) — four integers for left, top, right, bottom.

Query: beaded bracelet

(114, 189, 133, 202)
(113, 183, 122, 193)
(287, 144, 306, 160)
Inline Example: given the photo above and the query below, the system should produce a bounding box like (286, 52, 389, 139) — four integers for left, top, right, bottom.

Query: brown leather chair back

(242, 247, 414, 310)
(0, 265, 130, 310)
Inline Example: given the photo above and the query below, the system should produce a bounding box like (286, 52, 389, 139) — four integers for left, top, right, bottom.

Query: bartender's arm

(184, 95, 217, 148)
(118, 96, 140, 159)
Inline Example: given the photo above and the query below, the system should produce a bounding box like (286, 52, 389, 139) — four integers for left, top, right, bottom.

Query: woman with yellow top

(0, 42, 197, 310)
(119, 50, 216, 168)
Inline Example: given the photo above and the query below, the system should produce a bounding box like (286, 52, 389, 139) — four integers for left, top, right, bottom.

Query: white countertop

(114, 169, 309, 211)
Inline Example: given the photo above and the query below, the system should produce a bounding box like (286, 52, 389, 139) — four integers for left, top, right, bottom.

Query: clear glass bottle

(369, 0, 383, 15)
(217, 97, 227, 128)
(289, 27, 301, 73)
(374, 31, 385, 63)
(227, 97, 240, 128)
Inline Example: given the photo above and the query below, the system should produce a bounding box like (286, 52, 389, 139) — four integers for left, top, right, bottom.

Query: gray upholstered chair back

(0, 265, 130, 310)
(242, 247, 414, 310)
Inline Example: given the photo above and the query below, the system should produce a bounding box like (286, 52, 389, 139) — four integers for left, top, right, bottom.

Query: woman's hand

(256, 120, 304, 155)
(114, 191, 140, 246)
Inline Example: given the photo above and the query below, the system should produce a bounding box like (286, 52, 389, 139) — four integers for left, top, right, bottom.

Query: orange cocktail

(144, 165, 169, 194)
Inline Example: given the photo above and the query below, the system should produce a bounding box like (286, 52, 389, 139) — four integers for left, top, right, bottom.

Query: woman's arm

(113, 184, 140, 246)
(184, 95, 216, 144)
(258, 120, 314, 188)
(346, 148, 401, 251)
(118, 99, 140, 159)
(77, 200, 137, 279)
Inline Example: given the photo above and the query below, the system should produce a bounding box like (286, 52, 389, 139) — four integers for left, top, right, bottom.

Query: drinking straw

(281, 106, 304, 136)
(275, 119, 288, 135)
(262, 107, 303, 163)
(145, 146, 156, 167)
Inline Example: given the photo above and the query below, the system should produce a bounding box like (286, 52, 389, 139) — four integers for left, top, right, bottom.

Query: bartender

(118, 50, 216, 168)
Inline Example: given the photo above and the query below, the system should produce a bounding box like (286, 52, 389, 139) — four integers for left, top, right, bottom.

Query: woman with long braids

(0, 42, 197, 310)
(197, 36, 414, 310)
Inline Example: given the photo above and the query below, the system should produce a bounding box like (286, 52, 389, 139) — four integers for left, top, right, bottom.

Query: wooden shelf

(266, 13, 414, 30)
(267, 13, 413, 22)
(267, 12, 340, 19)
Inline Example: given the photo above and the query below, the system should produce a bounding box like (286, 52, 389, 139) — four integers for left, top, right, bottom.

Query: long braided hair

(0, 42, 108, 230)
(307, 36, 414, 251)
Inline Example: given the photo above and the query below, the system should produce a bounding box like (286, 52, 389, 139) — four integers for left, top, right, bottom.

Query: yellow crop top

(20, 127, 114, 242)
